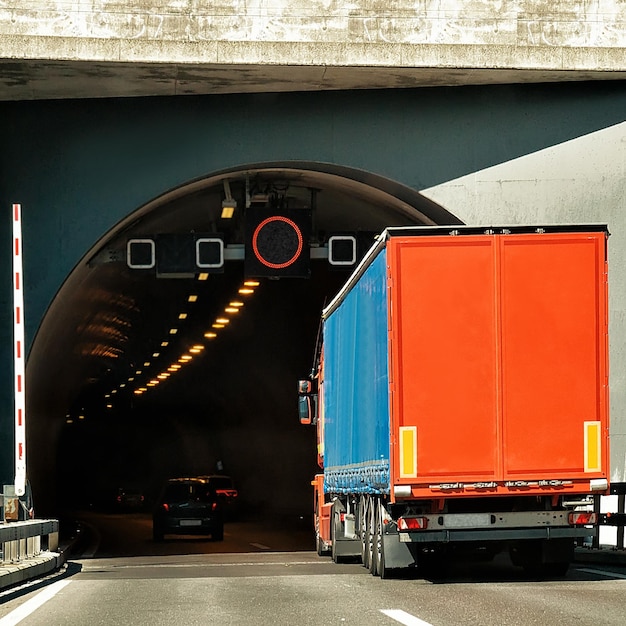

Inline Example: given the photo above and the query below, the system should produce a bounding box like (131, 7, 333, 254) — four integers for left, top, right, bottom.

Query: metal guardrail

(0, 519, 59, 564)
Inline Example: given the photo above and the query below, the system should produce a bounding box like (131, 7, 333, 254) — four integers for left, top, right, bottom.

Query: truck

(299, 225, 610, 578)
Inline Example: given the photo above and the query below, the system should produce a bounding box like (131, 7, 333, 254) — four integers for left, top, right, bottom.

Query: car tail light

(212, 502, 218, 511)
(161, 503, 170, 512)
(569, 512, 597, 525)
(398, 516, 428, 530)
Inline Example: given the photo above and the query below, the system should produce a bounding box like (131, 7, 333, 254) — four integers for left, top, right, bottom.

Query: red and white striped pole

(12, 203, 26, 497)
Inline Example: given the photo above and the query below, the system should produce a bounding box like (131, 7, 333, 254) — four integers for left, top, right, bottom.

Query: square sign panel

(196, 237, 224, 271)
(127, 239, 155, 269)
(245, 208, 311, 278)
(328, 235, 357, 265)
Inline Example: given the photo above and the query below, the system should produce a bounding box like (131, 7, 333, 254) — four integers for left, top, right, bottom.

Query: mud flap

(381, 531, 417, 569)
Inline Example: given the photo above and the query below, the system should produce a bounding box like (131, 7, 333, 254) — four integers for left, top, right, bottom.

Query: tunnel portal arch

(26, 162, 462, 516)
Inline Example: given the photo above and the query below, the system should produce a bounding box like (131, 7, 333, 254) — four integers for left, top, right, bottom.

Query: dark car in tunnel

(152, 477, 224, 542)
(197, 474, 239, 518)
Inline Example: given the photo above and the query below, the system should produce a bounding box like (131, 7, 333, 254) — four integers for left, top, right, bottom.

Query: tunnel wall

(0, 81, 625, 487)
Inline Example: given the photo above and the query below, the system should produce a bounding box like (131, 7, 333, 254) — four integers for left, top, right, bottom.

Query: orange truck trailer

(299, 225, 609, 578)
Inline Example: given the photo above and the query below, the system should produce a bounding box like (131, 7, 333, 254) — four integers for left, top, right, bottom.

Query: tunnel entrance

(26, 162, 460, 521)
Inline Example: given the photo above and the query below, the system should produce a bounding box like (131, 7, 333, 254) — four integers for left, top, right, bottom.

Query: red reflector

(398, 517, 428, 530)
(569, 512, 597, 525)
(340, 513, 345, 523)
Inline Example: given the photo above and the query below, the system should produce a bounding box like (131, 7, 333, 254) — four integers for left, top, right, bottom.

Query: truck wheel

(315, 512, 329, 556)
(331, 505, 341, 563)
(359, 497, 369, 568)
(367, 498, 376, 575)
(369, 500, 380, 576)
(373, 501, 392, 579)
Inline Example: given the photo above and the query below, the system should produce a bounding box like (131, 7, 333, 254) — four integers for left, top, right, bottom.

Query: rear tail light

(212, 502, 218, 511)
(398, 516, 429, 531)
(569, 512, 597, 525)
(161, 503, 170, 512)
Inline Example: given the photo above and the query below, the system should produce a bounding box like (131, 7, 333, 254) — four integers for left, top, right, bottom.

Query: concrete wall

(0, 83, 624, 489)
(3, 1, 625, 48)
(422, 120, 626, 485)
(0, 1, 624, 101)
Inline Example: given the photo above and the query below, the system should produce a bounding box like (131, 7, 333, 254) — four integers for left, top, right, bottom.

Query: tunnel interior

(24, 163, 457, 520)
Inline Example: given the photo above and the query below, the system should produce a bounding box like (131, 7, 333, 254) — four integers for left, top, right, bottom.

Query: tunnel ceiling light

(157, 374, 169, 380)
(204, 332, 217, 339)
(143, 361, 151, 367)
(135, 370, 142, 375)
(104, 394, 110, 398)
(169, 328, 178, 334)
(152, 352, 160, 358)
(161, 341, 169, 347)
(229, 301, 244, 307)
(221, 200, 237, 220)
(128, 376, 135, 382)
(66, 418, 74, 424)
(212, 323, 225, 329)
(106, 404, 112, 409)
(188, 294, 198, 302)
(225, 307, 239, 314)
(134, 389, 144, 395)
(198, 273, 209, 281)
(244, 280, 260, 287)
(180, 355, 193, 361)
(111, 389, 117, 394)
(238, 288, 254, 295)
(119, 383, 126, 388)
(178, 313, 187, 320)
(216, 317, 230, 324)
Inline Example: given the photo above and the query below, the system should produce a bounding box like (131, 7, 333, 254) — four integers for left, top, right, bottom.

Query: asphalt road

(1, 512, 625, 626)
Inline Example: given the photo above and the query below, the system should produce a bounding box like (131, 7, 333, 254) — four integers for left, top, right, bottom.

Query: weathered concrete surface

(422, 121, 626, 484)
(0, 1, 625, 100)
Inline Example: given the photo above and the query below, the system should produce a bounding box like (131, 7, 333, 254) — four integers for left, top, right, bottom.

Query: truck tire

(360, 497, 371, 570)
(315, 509, 330, 556)
(331, 504, 341, 563)
(369, 499, 380, 576)
(372, 501, 393, 579)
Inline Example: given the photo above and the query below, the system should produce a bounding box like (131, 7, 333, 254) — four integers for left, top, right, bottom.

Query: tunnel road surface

(1, 553, 626, 625)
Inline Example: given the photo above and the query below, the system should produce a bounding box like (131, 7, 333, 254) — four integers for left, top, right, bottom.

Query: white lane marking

(380, 609, 434, 626)
(0, 579, 71, 626)
(249, 542, 271, 550)
(576, 567, 626, 579)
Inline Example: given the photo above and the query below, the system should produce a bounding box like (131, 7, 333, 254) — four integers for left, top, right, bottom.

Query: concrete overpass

(0, 2, 624, 537)
(0, 1, 625, 100)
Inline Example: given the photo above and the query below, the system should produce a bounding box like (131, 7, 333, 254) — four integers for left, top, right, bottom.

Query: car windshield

(163, 483, 215, 502)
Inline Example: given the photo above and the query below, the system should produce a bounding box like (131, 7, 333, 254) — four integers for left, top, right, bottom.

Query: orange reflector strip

(584, 421, 601, 472)
(399, 426, 417, 478)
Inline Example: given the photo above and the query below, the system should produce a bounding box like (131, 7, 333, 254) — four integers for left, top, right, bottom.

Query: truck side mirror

(298, 379, 312, 394)
(298, 394, 317, 425)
